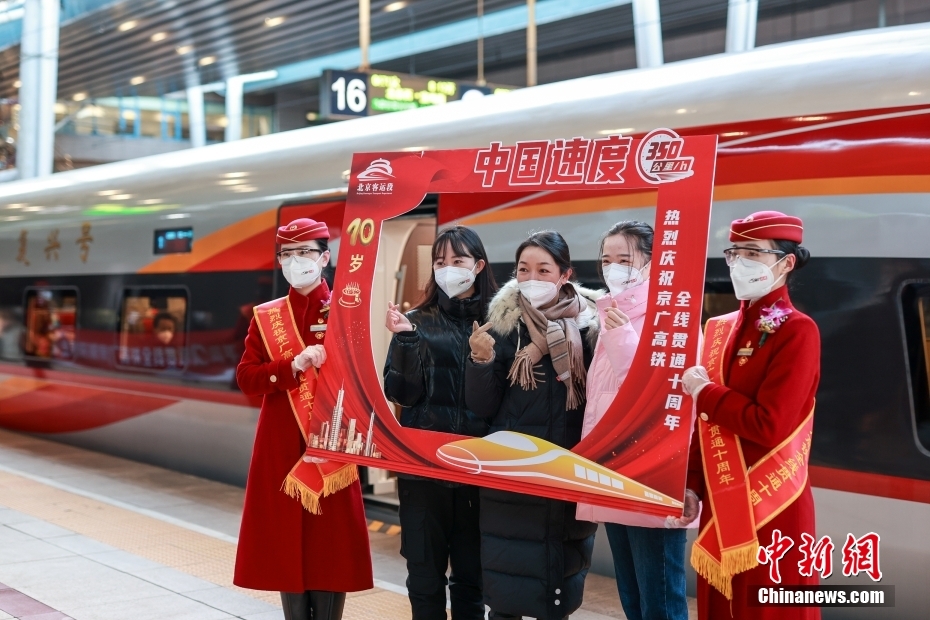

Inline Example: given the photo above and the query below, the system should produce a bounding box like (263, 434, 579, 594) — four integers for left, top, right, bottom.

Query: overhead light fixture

(6, 203, 26, 209)
(140, 198, 164, 205)
(794, 115, 828, 122)
(118, 20, 138, 32)
(176, 45, 193, 55)
(130, 76, 145, 85)
(231, 185, 257, 192)
(22, 206, 43, 212)
(306, 112, 318, 121)
(675, 108, 688, 114)
(2, 215, 24, 222)
(98, 189, 121, 196)
(908, 91, 921, 96)
(218, 178, 246, 185)
(384, 1, 408, 11)
(73, 92, 87, 102)
(598, 128, 634, 135)
(264, 16, 286, 27)
(151, 31, 167, 42)
(13, 79, 20, 88)
(110, 194, 132, 200)
(163, 213, 190, 219)
(223, 171, 248, 178)
(199, 56, 216, 66)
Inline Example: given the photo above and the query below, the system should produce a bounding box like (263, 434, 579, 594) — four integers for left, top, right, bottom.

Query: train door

(365, 214, 437, 498)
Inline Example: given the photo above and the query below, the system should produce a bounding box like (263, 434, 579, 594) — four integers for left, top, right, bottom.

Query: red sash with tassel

(251, 297, 358, 514)
(691, 312, 814, 599)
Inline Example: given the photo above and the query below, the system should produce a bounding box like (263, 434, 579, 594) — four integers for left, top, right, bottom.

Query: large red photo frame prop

(306, 131, 717, 518)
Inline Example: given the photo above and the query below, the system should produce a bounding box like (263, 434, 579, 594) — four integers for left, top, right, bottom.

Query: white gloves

(665, 489, 701, 528)
(682, 365, 711, 398)
(292, 344, 326, 375)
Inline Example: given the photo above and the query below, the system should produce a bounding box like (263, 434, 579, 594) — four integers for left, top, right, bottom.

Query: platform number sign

(322, 70, 369, 118)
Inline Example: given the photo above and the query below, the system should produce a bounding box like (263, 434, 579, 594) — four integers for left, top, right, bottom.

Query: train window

(22, 288, 78, 361)
(702, 281, 740, 327)
(0, 306, 25, 360)
(902, 284, 930, 452)
(117, 288, 188, 370)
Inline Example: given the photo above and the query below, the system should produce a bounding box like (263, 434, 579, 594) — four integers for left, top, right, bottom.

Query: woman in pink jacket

(576, 221, 689, 620)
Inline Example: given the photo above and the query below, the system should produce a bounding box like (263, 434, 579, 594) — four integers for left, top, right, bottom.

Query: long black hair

(596, 220, 654, 285)
(413, 225, 498, 310)
(773, 239, 810, 287)
(514, 230, 573, 276)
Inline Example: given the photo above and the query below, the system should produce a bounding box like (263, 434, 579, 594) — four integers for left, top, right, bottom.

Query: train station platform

(0, 429, 696, 620)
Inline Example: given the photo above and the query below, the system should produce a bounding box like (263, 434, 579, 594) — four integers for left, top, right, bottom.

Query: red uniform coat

(687, 286, 821, 620)
(234, 282, 373, 593)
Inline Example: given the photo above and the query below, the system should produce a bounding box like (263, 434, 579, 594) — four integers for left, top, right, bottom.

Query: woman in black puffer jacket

(465, 231, 600, 620)
(383, 225, 498, 620)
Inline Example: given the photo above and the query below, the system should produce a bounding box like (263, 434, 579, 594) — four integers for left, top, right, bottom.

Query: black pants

(398, 478, 483, 620)
(280, 590, 346, 620)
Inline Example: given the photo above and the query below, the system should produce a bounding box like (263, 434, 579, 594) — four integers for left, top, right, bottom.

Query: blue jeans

(604, 523, 688, 620)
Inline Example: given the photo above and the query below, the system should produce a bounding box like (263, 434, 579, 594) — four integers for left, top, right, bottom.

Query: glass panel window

(903, 284, 930, 452)
(117, 288, 188, 370)
(23, 288, 78, 360)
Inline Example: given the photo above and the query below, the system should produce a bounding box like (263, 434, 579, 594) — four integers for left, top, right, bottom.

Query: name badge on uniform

(310, 324, 327, 332)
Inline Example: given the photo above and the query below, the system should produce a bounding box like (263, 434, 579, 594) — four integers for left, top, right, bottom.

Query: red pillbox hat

(276, 218, 330, 244)
(729, 210, 803, 243)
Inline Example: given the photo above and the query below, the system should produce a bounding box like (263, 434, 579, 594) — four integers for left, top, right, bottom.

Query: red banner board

(304, 131, 717, 518)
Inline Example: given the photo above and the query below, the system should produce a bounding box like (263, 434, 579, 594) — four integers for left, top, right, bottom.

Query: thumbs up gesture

(469, 321, 496, 364)
(603, 299, 631, 330)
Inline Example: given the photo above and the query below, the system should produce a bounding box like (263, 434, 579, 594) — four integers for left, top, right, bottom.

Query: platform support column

(18, 0, 60, 179)
(186, 87, 206, 148)
(725, 0, 758, 53)
(632, 0, 663, 68)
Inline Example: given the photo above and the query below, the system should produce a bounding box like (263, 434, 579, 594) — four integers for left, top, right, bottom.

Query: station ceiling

(0, 0, 921, 103)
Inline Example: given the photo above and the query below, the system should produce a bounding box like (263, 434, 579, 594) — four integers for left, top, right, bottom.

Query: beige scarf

(507, 285, 587, 410)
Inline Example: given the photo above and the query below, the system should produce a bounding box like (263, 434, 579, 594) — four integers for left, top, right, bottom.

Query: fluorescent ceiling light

(72, 92, 87, 102)
(130, 76, 145, 85)
(224, 171, 248, 178)
(384, 1, 408, 12)
(264, 16, 286, 27)
(151, 32, 167, 42)
(218, 178, 245, 185)
(98, 189, 121, 196)
(176, 45, 193, 55)
(12, 79, 20, 88)
(140, 198, 164, 205)
(118, 20, 137, 32)
(110, 194, 132, 200)
(199, 56, 216, 66)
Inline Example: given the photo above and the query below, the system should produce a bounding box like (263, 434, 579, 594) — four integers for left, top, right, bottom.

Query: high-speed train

(0, 23, 928, 618)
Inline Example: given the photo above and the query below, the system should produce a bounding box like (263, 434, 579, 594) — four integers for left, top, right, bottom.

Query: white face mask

(434, 265, 477, 299)
(283, 255, 323, 288)
(729, 256, 786, 301)
(605, 262, 647, 295)
(518, 279, 559, 308)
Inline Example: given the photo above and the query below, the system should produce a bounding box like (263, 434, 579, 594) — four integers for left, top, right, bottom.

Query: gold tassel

(322, 464, 359, 496)
(282, 474, 322, 515)
(691, 543, 733, 600)
(721, 541, 760, 576)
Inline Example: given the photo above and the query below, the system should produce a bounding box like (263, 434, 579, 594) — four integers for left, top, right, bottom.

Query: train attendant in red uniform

(234, 218, 373, 620)
(678, 211, 820, 620)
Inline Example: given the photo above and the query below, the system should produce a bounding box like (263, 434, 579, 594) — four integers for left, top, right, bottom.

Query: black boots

(280, 590, 346, 620)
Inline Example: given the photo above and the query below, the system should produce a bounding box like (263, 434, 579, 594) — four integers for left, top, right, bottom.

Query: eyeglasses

(276, 247, 322, 262)
(722, 246, 785, 266)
